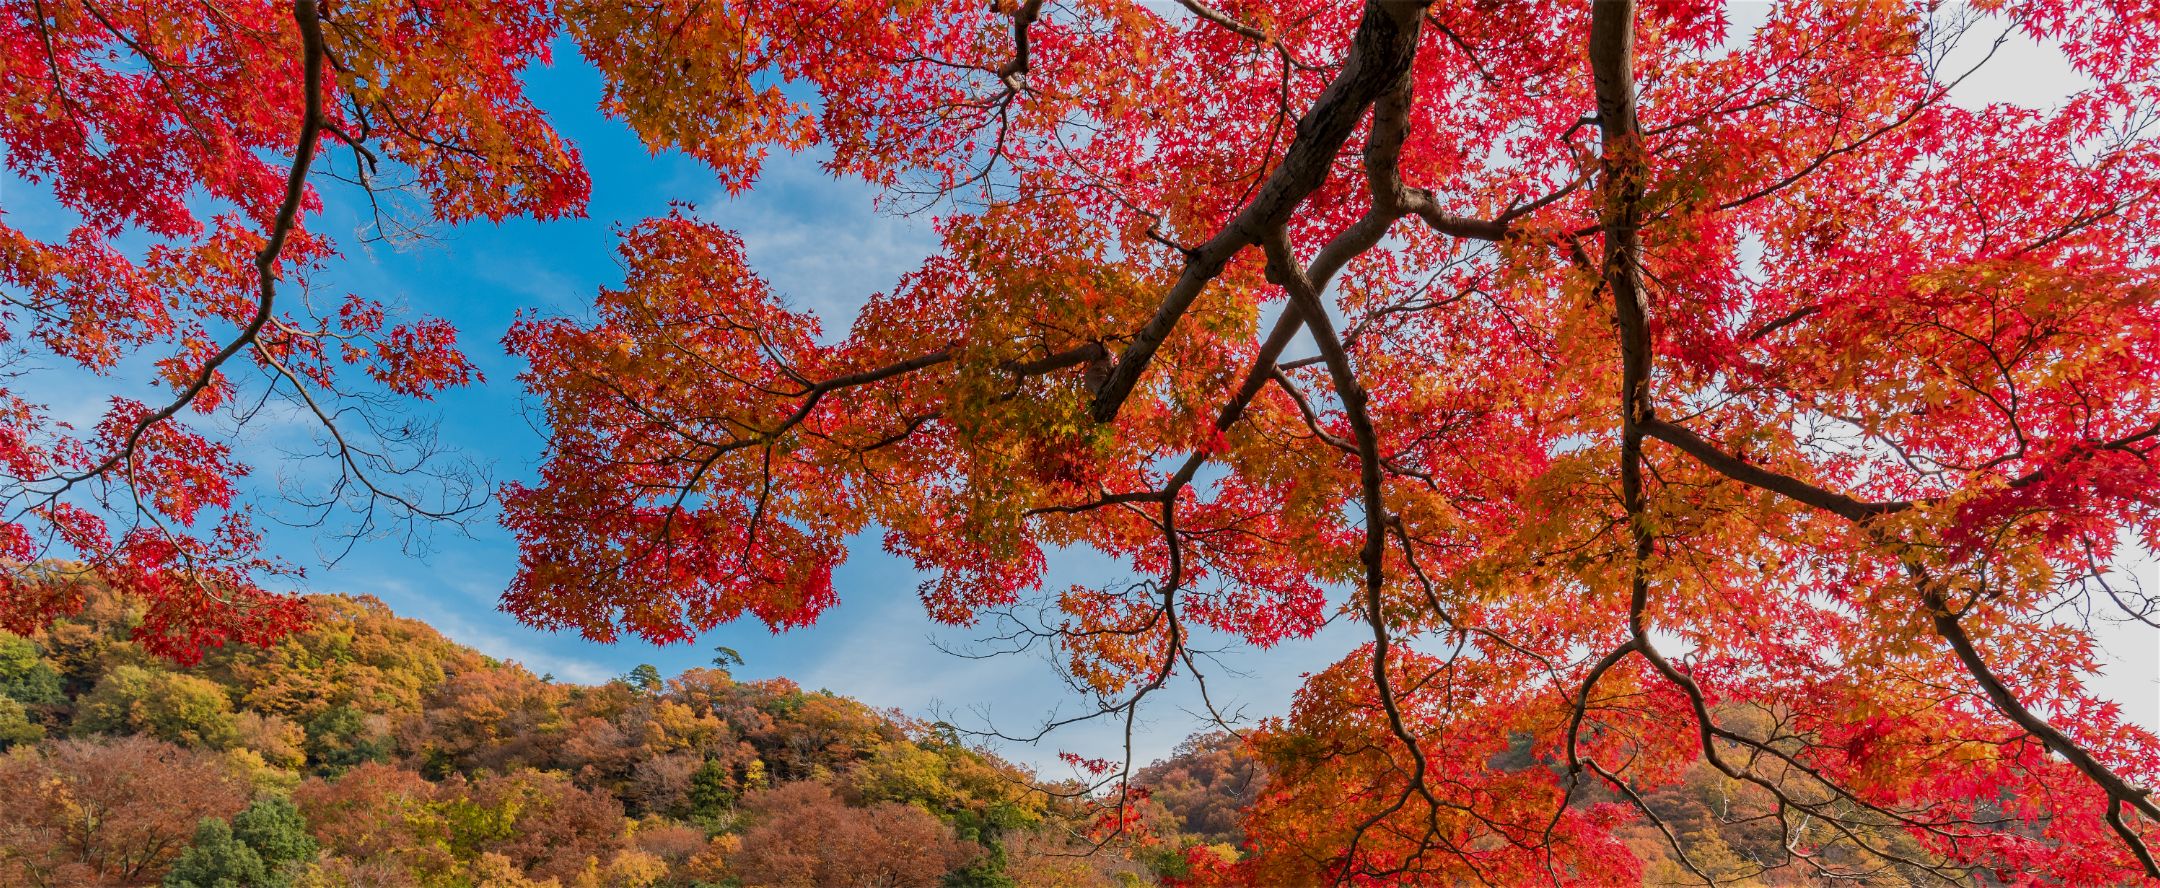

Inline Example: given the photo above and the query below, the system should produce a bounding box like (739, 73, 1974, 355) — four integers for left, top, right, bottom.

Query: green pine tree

(625, 663, 663, 695)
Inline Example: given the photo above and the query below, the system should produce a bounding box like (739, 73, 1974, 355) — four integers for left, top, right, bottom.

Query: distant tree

(624, 664, 663, 695)
(74, 664, 240, 748)
(233, 798, 320, 875)
(580, 848, 668, 888)
(626, 751, 701, 818)
(285, 857, 414, 888)
(462, 769, 628, 886)
(0, 736, 248, 886)
(751, 692, 891, 780)
(727, 781, 980, 888)
(556, 713, 637, 789)
(627, 818, 708, 873)
(291, 762, 442, 871)
(465, 853, 552, 888)
(302, 705, 392, 773)
(0, 697, 44, 747)
(163, 818, 271, 888)
(710, 646, 744, 672)
(0, 632, 64, 708)
(685, 751, 765, 826)
(234, 712, 308, 772)
(999, 831, 1150, 888)
(406, 666, 565, 775)
(1133, 732, 1265, 845)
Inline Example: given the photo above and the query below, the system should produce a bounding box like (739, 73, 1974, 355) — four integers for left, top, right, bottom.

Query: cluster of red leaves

(502, 215, 842, 642)
(0, 0, 584, 660)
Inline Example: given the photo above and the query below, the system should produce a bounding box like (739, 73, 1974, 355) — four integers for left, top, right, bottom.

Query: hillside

(0, 570, 1964, 888)
(0, 570, 1186, 888)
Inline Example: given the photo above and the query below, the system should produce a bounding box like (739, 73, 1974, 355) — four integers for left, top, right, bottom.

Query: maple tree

(11, 0, 2160, 882)
(724, 780, 984, 888)
(0, 736, 249, 887)
(504, 0, 2160, 883)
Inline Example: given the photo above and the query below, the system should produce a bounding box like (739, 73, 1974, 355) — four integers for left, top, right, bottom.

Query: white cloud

(696, 150, 940, 340)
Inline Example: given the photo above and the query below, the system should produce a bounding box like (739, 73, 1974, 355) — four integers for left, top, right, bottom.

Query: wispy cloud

(696, 150, 940, 338)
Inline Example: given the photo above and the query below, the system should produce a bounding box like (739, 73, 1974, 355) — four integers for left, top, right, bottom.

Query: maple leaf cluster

(0, 0, 585, 659)
(12, 0, 2160, 881)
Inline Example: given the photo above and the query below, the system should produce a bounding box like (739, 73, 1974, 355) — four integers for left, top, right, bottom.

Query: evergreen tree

(304, 706, 390, 773)
(625, 663, 663, 695)
(232, 798, 317, 872)
(163, 798, 317, 888)
(163, 818, 270, 888)
(686, 757, 734, 824)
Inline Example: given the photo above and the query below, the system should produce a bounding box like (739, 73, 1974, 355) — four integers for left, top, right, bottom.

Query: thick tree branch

(1637, 417, 1912, 521)
(1598, 6, 2160, 851)
(1089, 0, 1430, 424)
(1262, 227, 1451, 876)
(1590, 0, 1664, 764)
(1576, 9, 1953, 877)
(994, 0, 1047, 90)
(1922, 573, 2160, 876)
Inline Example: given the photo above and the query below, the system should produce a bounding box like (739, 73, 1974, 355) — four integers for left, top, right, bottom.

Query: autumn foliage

(0, 579, 1170, 887)
(10, 0, 2160, 883)
(0, 0, 582, 658)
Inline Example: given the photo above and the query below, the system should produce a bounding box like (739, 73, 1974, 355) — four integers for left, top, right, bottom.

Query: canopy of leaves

(0, 735, 249, 886)
(501, 3, 2160, 882)
(727, 780, 983, 888)
(8, 0, 2160, 883)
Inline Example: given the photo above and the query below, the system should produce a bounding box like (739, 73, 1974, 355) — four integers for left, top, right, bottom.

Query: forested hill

(0, 573, 1899, 888)
(0, 573, 1235, 888)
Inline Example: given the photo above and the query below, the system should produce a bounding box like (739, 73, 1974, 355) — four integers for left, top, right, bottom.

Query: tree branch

(59, 0, 328, 489)
(1089, 0, 1431, 424)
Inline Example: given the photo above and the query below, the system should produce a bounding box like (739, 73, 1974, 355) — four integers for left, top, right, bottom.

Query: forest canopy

(6, 0, 2160, 883)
